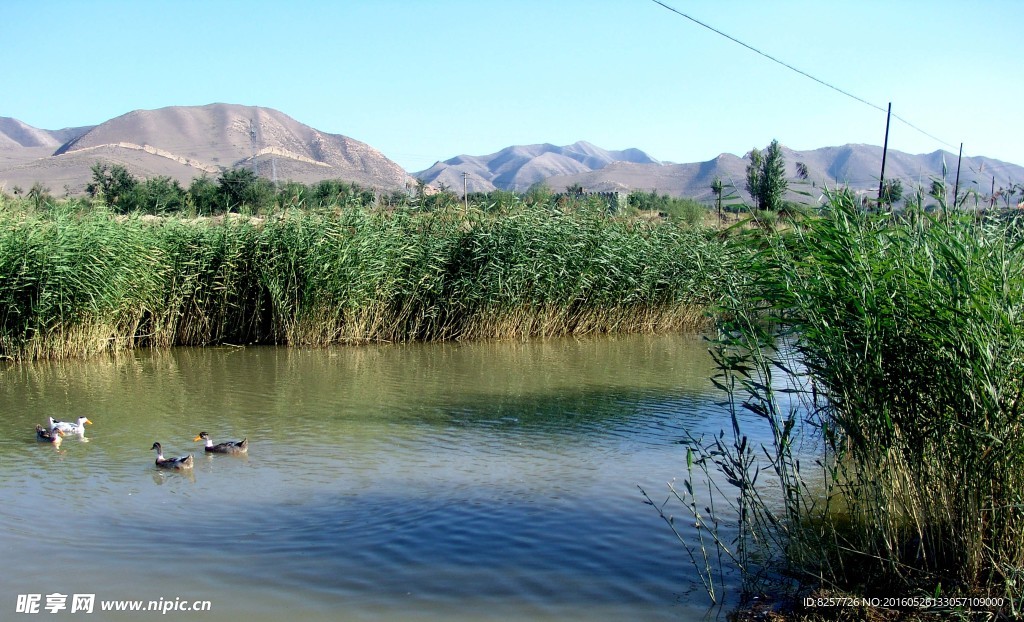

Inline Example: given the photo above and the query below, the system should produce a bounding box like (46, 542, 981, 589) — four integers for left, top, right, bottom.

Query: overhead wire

(648, 0, 960, 152)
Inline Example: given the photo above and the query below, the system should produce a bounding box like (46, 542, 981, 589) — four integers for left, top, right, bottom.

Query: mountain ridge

(2, 105, 1021, 203)
(418, 141, 1024, 203)
(0, 104, 411, 194)
(413, 140, 661, 193)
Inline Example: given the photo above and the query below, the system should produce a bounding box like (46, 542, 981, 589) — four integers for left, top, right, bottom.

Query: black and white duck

(193, 432, 248, 454)
(151, 442, 194, 470)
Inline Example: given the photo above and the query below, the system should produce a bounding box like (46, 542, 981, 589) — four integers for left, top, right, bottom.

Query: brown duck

(36, 425, 65, 446)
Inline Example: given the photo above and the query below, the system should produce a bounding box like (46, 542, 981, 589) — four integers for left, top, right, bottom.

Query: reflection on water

(0, 333, 752, 621)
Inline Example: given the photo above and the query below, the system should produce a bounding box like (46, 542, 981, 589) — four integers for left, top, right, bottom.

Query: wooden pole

(952, 143, 963, 209)
(877, 102, 892, 209)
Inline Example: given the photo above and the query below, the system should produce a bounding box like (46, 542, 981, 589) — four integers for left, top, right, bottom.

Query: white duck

(49, 416, 92, 435)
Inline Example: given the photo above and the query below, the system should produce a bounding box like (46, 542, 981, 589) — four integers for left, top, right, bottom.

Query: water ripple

(0, 335, 758, 621)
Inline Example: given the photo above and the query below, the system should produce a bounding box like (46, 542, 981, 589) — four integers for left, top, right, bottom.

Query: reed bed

(0, 202, 732, 360)
(690, 190, 1024, 612)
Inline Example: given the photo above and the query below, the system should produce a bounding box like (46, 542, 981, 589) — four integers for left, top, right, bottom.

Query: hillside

(0, 104, 411, 194)
(0, 117, 92, 149)
(541, 144, 1024, 203)
(3, 105, 1021, 204)
(413, 141, 660, 193)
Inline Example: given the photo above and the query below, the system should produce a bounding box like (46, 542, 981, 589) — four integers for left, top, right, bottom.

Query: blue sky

(5, 1, 1022, 171)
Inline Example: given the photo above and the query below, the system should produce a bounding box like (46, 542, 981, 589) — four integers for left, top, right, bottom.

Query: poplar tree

(745, 139, 788, 211)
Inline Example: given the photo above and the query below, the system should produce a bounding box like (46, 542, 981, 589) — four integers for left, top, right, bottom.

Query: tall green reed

(681, 189, 1024, 611)
(0, 202, 734, 360)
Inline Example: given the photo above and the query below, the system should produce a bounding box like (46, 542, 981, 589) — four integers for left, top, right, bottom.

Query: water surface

(0, 334, 753, 621)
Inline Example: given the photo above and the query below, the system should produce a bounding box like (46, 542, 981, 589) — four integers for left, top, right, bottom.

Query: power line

(648, 0, 959, 151)
(889, 113, 958, 150)
(648, 0, 884, 113)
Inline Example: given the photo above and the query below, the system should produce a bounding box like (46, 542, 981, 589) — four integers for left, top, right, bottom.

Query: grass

(0, 198, 734, 360)
(669, 189, 1024, 617)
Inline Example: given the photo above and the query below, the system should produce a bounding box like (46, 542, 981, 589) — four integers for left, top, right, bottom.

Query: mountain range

(420, 143, 1024, 204)
(540, 144, 1024, 203)
(2, 103, 1022, 203)
(413, 141, 660, 193)
(0, 104, 411, 194)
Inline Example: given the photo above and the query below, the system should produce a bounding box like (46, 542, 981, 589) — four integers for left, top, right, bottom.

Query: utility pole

(462, 171, 470, 213)
(877, 102, 892, 210)
(952, 143, 963, 210)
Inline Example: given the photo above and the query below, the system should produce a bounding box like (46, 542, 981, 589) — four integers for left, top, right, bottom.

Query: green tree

(87, 162, 138, 209)
(627, 190, 660, 212)
(760, 140, 788, 210)
(187, 175, 220, 214)
(27, 182, 51, 210)
(745, 139, 788, 211)
(710, 177, 724, 221)
(795, 161, 809, 181)
(880, 178, 903, 209)
(312, 179, 374, 208)
(745, 148, 763, 208)
(217, 168, 274, 212)
(129, 176, 185, 214)
(524, 183, 553, 207)
(277, 181, 308, 209)
(414, 178, 427, 198)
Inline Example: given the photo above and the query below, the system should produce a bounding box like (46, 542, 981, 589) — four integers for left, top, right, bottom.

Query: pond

(0, 333, 760, 621)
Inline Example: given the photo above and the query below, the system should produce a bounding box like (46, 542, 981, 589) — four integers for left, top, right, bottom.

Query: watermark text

(16, 594, 211, 615)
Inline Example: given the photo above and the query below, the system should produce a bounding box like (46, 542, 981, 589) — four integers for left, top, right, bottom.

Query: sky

(4, 0, 1022, 172)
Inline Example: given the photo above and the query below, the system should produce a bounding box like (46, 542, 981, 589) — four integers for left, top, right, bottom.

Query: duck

(151, 442, 194, 470)
(49, 416, 92, 435)
(36, 425, 65, 446)
(193, 431, 248, 454)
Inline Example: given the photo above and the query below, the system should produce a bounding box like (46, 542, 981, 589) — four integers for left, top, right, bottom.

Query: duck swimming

(151, 442, 194, 470)
(193, 432, 248, 454)
(49, 416, 92, 435)
(36, 425, 65, 446)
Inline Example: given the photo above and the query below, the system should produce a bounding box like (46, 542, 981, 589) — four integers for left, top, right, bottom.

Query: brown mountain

(0, 104, 412, 194)
(413, 141, 661, 193)
(542, 144, 1024, 204)
(0, 117, 92, 149)
(0, 118, 93, 182)
(4, 106, 1021, 205)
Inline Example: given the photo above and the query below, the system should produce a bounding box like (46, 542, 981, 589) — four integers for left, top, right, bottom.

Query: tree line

(13, 144, 993, 218)
(43, 164, 637, 215)
(6, 162, 724, 221)
(82, 163, 385, 214)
